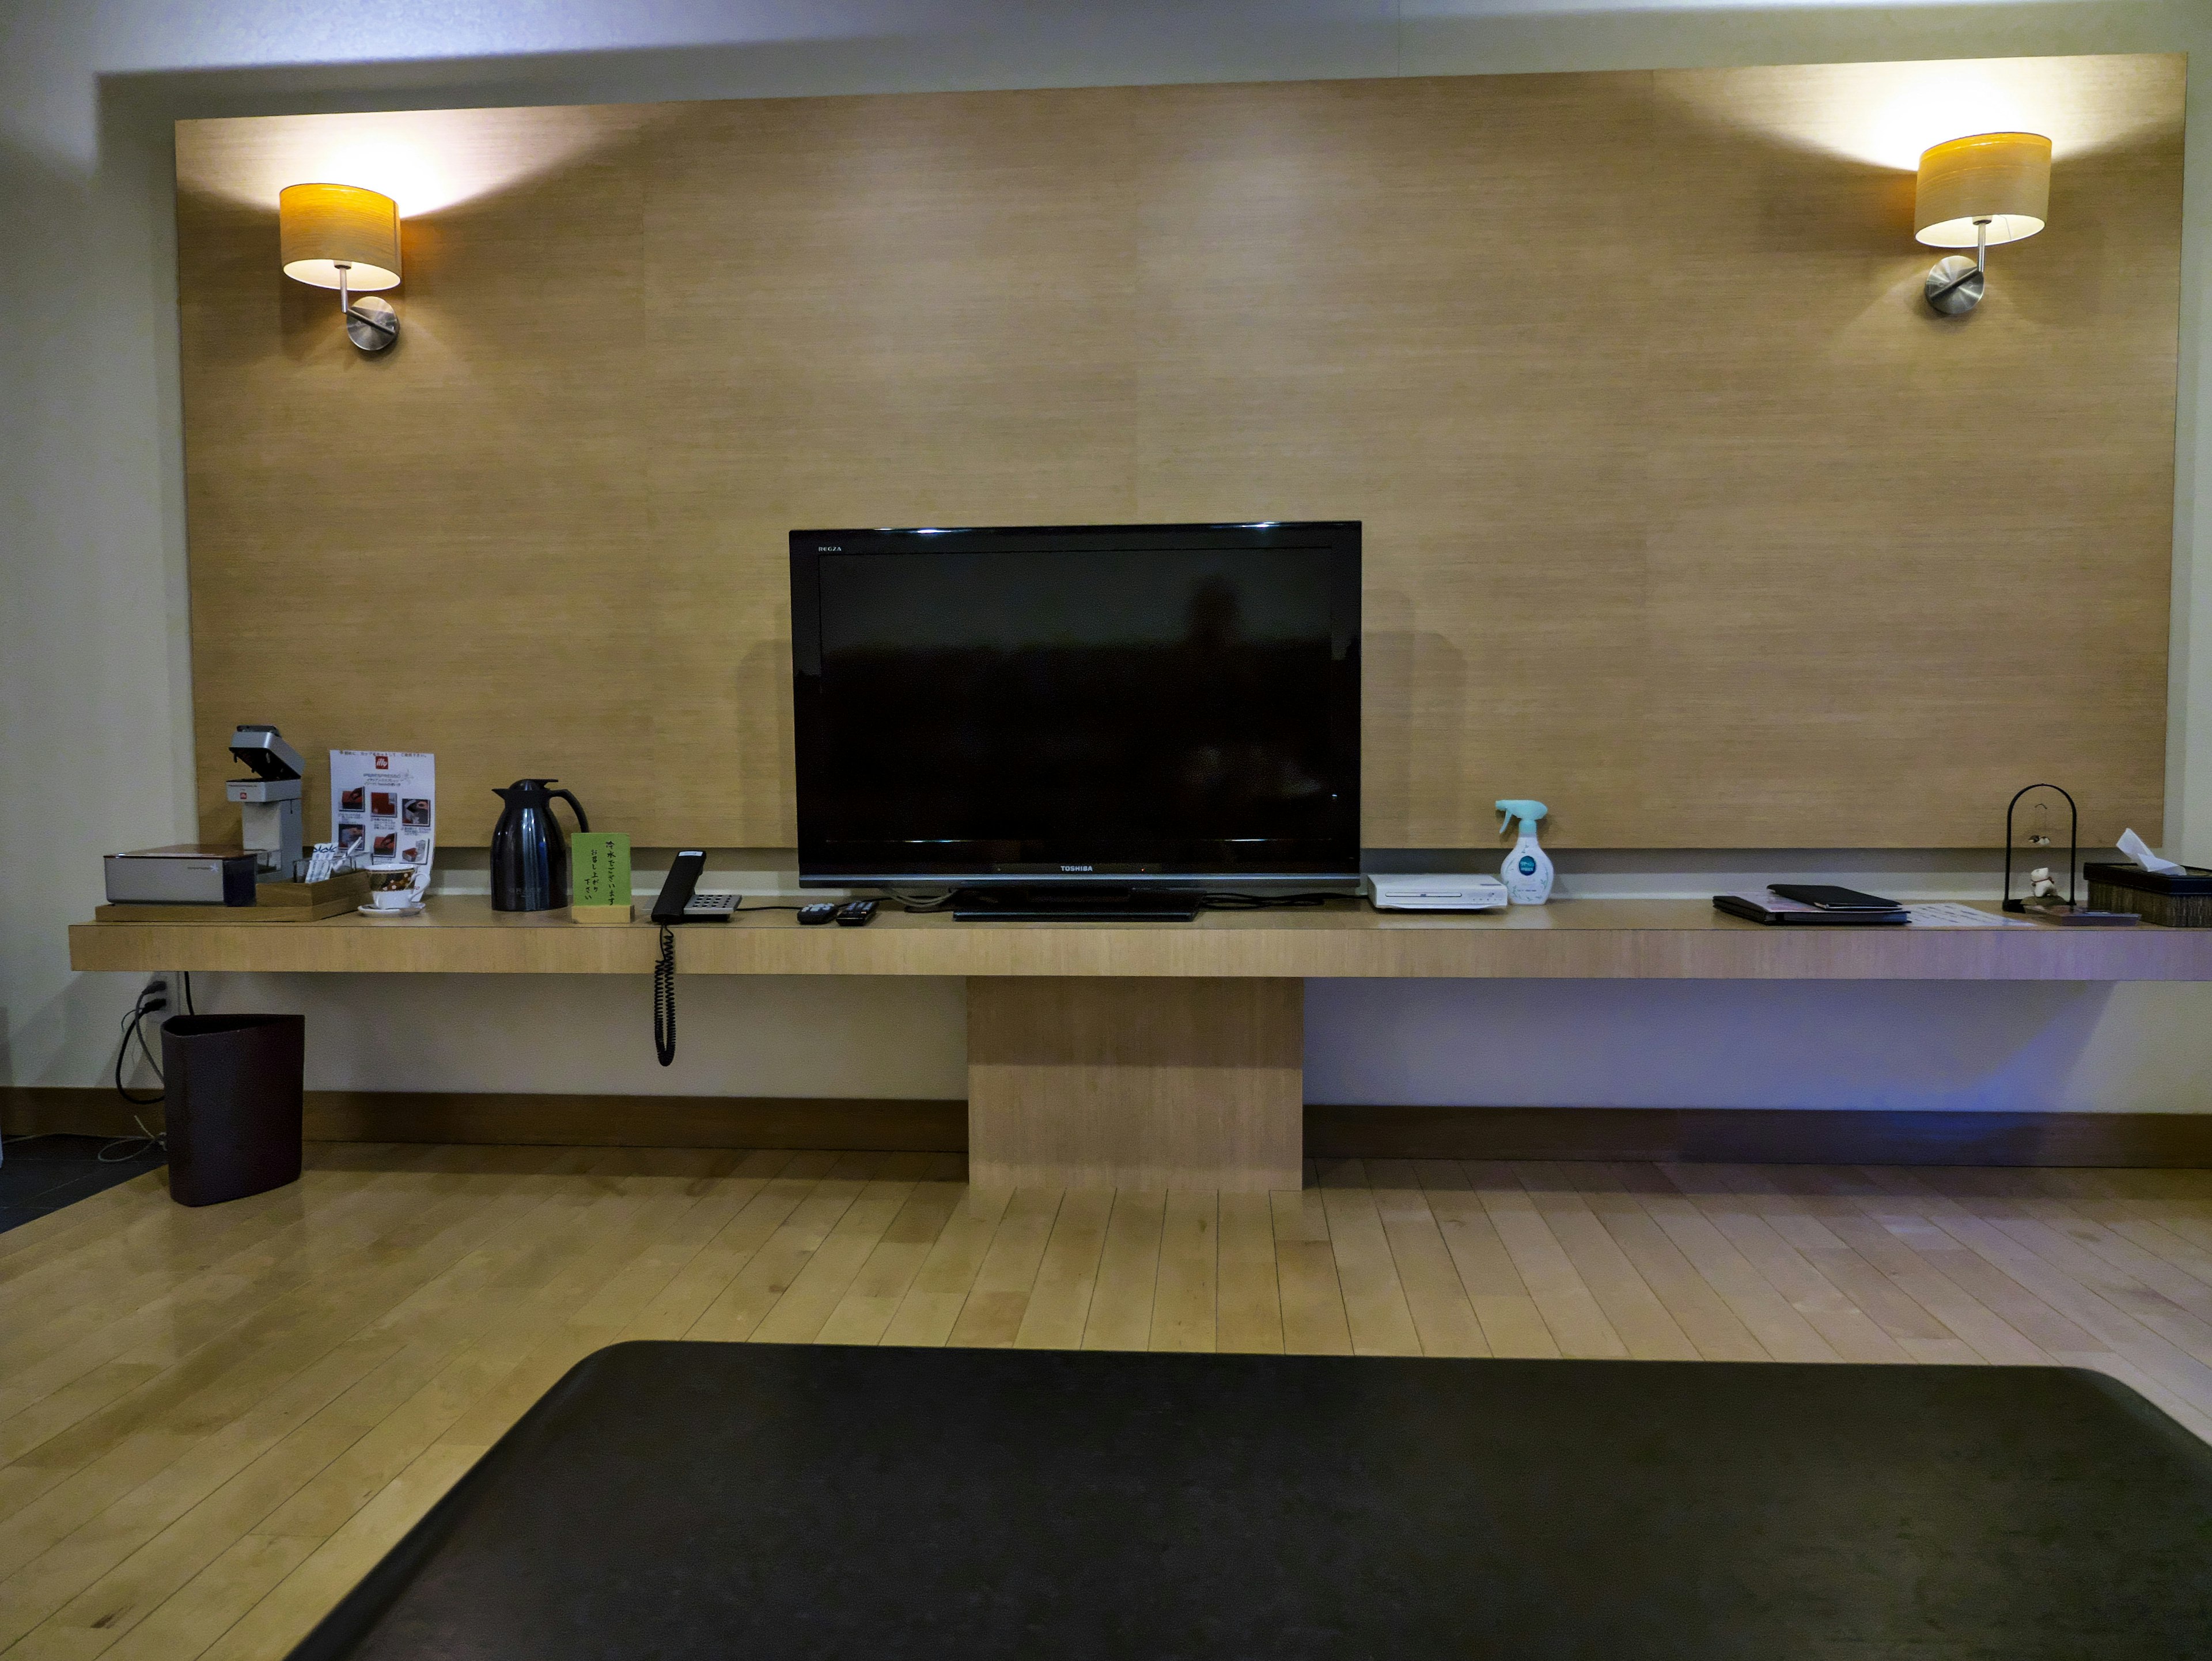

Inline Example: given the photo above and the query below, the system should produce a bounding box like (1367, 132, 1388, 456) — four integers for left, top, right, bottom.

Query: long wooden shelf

(67, 896, 2212, 980)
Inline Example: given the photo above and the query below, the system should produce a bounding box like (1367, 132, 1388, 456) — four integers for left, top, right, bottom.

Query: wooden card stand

(570, 903, 637, 925)
(95, 869, 371, 924)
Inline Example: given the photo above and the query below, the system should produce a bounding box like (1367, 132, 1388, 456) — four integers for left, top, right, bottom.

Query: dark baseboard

(1305, 1104, 2212, 1168)
(300, 1091, 969, 1151)
(6, 1088, 2209, 1167)
(1, 1087, 168, 1140)
(1, 1088, 967, 1152)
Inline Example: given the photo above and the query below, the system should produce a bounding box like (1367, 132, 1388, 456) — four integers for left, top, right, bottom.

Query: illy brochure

(330, 749, 436, 898)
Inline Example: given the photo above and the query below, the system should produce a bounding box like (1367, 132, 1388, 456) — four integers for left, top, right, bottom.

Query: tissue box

(2084, 862, 2212, 928)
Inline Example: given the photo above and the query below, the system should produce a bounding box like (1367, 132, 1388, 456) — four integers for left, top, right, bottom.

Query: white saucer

(357, 902, 427, 917)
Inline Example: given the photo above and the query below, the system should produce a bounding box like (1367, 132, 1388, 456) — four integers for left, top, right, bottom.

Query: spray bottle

(1496, 800, 1553, 905)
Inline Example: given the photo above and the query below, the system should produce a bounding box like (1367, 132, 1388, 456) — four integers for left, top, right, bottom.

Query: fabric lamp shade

(1914, 133, 2052, 249)
(279, 184, 402, 290)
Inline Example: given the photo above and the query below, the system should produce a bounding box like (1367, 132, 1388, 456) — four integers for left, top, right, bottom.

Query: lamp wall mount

(337, 268, 399, 351)
(1924, 222, 1990, 317)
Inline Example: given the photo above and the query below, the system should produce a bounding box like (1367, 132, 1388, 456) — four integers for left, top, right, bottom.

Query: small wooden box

(95, 869, 371, 924)
(570, 903, 636, 925)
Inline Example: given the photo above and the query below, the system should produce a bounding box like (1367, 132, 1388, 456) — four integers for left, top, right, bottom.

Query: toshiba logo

(1060, 864, 1093, 873)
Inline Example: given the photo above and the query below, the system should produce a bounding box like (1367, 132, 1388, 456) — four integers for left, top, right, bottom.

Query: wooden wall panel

(173, 55, 2183, 849)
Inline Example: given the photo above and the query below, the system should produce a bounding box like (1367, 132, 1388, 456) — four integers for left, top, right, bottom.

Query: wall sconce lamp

(1915, 132, 2051, 316)
(279, 183, 402, 350)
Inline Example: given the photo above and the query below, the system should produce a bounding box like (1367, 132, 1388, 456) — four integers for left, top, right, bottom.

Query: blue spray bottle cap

(1496, 799, 1548, 835)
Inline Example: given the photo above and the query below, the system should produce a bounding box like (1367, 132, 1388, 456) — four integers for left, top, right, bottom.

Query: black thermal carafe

(488, 778, 590, 911)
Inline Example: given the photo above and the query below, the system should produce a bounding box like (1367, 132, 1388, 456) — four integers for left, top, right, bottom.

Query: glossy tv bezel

(789, 521, 1362, 890)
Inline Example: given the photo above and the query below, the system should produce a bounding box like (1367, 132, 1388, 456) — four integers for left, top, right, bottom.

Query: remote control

(834, 900, 878, 927)
(796, 903, 840, 926)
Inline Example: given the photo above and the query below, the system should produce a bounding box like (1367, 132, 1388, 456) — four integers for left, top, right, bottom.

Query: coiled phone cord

(653, 925, 677, 1066)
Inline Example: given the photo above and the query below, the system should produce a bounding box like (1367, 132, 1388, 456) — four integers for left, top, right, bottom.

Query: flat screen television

(789, 521, 1360, 912)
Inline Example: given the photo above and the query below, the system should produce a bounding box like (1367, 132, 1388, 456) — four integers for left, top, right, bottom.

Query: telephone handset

(652, 852, 737, 924)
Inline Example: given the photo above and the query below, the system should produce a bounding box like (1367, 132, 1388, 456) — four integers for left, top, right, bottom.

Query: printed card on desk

(331, 749, 435, 898)
(571, 833, 632, 910)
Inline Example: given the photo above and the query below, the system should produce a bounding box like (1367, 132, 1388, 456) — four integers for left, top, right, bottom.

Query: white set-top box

(1366, 874, 1510, 912)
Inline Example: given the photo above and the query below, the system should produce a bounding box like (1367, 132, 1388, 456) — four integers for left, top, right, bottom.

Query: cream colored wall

(3, 0, 2210, 1114)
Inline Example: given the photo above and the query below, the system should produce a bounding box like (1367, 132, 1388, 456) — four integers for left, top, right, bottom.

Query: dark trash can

(160, 1013, 305, 1206)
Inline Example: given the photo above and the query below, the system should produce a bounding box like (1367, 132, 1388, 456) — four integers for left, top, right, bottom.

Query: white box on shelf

(1366, 874, 1510, 912)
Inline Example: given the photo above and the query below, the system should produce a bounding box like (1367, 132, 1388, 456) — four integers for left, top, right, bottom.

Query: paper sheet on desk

(1906, 903, 2034, 928)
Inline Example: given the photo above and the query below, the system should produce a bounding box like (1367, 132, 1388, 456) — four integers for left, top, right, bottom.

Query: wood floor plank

(1270, 1187, 1351, 1354)
(1840, 1178, 2115, 1361)
(1, 1164, 571, 1527)
(1722, 1167, 1979, 1349)
(0, 1158, 459, 1416)
(192, 1443, 482, 1661)
(0, 1171, 611, 1654)
(945, 1187, 1063, 1349)
(1634, 1168, 1840, 1363)
(1148, 1191, 1218, 1353)
(2032, 1178, 2212, 1295)
(1771, 1168, 2050, 1365)
(812, 1181, 966, 1348)
(1863, 1175, 2212, 1416)
(81, 1533, 317, 1661)
(1418, 1179, 1557, 1359)
(615, 1167, 820, 1341)
(751, 1176, 925, 1346)
(0, 1178, 165, 1270)
(1638, 1165, 1904, 1364)
(1464, 1164, 1624, 1359)
(1011, 1191, 1114, 1352)
(1081, 1192, 1165, 1352)
(6, 1141, 2211, 1660)
(1315, 1174, 1422, 1357)
(1514, 1165, 1699, 1361)
(1214, 1190, 1283, 1356)
(683, 1175, 869, 1343)
(0, 1335, 409, 1654)
(1907, 1174, 2212, 1365)
(1364, 1176, 1487, 1358)
(1568, 1167, 1770, 1361)
(878, 1187, 1013, 1348)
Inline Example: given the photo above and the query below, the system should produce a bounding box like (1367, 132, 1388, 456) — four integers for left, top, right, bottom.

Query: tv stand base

(966, 975, 1302, 1190)
(951, 887, 1203, 922)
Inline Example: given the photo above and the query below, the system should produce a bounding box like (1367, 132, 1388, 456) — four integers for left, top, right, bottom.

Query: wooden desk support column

(965, 977, 1303, 1191)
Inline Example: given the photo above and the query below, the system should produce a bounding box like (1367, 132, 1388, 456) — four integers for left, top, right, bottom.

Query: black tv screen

(789, 522, 1361, 887)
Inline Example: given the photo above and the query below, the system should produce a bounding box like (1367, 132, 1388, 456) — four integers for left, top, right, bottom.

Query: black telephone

(652, 851, 738, 924)
(650, 852, 741, 1069)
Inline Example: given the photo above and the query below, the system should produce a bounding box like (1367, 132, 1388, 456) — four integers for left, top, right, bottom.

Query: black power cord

(1195, 892, 1342, 911)
(114, 979, 168, 1106)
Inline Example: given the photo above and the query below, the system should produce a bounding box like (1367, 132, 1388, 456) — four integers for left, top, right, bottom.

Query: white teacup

(367, 883, 419, 911)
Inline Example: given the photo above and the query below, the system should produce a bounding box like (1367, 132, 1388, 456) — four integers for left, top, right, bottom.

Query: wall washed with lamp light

(2, 1, 2210, 1115)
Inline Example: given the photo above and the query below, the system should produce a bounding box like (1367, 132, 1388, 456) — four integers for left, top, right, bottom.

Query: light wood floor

(3, 1146, 2212, 1660)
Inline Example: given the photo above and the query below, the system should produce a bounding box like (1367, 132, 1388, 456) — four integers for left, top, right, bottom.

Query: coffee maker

(224, 724, 305, 883)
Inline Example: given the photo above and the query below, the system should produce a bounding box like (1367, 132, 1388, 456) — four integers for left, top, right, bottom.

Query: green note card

(571, 832, 632, 909)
